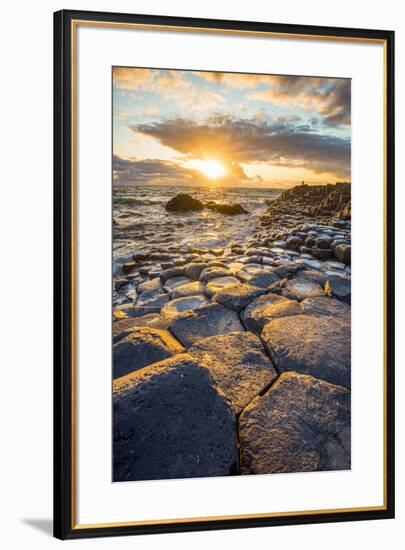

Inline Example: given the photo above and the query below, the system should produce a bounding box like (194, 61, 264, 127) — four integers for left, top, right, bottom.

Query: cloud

(113, 67, 224, 114)
(195, 71, 350, 126)
(113, 155, 251, 186)
(248, 77, 351, 127)
(131, 115, 350, 178)
(277, 114, 301, 123)
(113, 67, 350, 127)
(195, 71, 272, 89)
(113, 67, 152, 90)
(113, 155, 199, 185)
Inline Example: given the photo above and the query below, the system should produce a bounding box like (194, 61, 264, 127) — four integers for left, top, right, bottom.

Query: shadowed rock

(301, 296, 351, 318)
(205, 276, 241, 298)
(168, 303, 244, 348)
(282, 277, 324, 301)
(137, 277, 162, 295)
(295, 258, 323, 270)
(261, 314, 350, 388)
(241, 293, 302, 335)
(122, 261, 136, 275)
(273, 262, 302, 278)
(213, 283, 266, 312)
(113, 326, 184, 379)
(322, 260, 346, 272)
(183, 262, 209, 281)
(294, 269, 328, 287)
(164, 276, 191, 292)
(113, 314, 167, 343)
(159, 266, 185, 283)
(136, 291, 169, 308)
(239, 372, 350, 474)
(237, 266, 279, 288)
(189, 332, 277, 414)
(166, 194, 204, 212)
(325, 276, 351, 304)
(204, 202, 248, 215)
(169, 280, 205, 299)
(334, 244, 351, 264)
(113, 353, 238, 481)
(199, 266, 231, 282)
(115, 304, 163, 318)
(160, 295, 210, 321)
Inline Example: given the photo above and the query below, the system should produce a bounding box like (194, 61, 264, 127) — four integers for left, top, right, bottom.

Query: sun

(195, 159, 226, 180)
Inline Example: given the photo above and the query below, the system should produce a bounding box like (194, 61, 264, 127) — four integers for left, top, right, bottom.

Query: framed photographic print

(54, 9, 395, 539)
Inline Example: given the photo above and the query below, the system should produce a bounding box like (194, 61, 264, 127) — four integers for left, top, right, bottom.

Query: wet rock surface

(113, 353, 239, 481)
(239, 372, 350, 474)
(237, 266, 279, 288)
(325, 275, 351, 304)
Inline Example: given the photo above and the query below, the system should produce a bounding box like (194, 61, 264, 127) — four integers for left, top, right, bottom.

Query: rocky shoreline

(113, 182, 351, 482)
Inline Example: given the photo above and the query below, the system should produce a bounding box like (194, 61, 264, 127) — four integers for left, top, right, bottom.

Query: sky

(113, 67, 351, 188)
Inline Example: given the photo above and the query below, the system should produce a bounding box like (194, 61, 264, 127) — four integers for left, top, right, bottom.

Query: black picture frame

(54, 9, 395, 540)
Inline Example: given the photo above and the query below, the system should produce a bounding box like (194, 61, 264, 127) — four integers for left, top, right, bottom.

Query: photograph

(111, 66, 352, 483)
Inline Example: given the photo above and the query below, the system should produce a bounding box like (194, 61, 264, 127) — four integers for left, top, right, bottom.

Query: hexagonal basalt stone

(183, 262, 209, 281)
(170, 281, 206, 299)
(204, 276, 241, 298)
(160, 295, 210, 321)
(113, 326, 184, 379)
(325, 276, 351, 304)
(113, 353, 239, 481)
(199, 266, 231, 282)
(301, 296, 350, 318)
(113, 314, 167, 343)
(237, 266, 279, 289)
(241, 293, 302, 335)
(282, 277, 324, 302)
(189, 332, 277, 414)
(239, 372, 350, 474)
(213, 283, 266, 312)
(163, 276, 191, 292)
(261, 314, 350, 388)
(167, 303, 244, 348)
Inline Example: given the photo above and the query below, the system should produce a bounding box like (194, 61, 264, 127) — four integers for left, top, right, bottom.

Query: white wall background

(0, 0, 403, 547)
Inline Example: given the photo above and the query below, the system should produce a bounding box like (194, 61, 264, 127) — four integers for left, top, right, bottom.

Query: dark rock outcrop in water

(204, 201, 248, 215)
(165, 193, 248, 215)
(239, 372, 351, 474)
(165, 193, 204, 212)
(113, 353, 239, 481)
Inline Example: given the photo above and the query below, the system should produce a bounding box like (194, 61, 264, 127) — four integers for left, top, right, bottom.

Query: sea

(113, 184, 283, 276)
